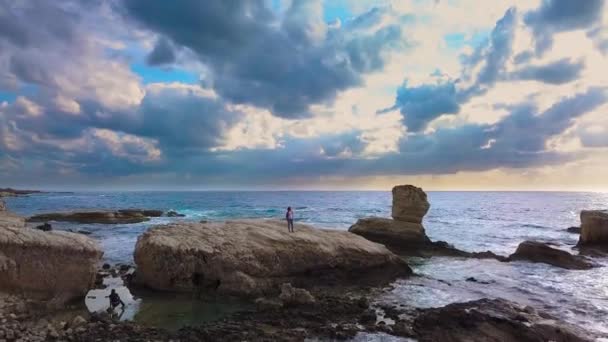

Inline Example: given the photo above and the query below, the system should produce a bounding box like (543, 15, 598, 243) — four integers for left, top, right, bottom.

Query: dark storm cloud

(146, 37, 176, 65)
(524, 0, 606, 55)
(122, 0, 405, 118)
(509, 58, 584, 84)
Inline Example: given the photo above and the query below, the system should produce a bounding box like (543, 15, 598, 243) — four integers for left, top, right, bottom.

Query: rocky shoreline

(1, 186, 608, 341)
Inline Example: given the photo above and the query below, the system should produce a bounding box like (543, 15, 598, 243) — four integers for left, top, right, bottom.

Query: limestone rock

(508, 241, 592, 270)
(348, 217, 430, 248)
(28, 209, 163, 224)
(579, 210, 608, 245)
(134, 219, 411, 296)
(391, 185, 430, 223)
(0, 209, 103, 300)
(413, 298, 592, 342)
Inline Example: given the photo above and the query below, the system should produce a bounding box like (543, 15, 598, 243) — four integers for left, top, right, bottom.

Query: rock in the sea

(134, 219, 411, 296)
(348, 217, 430, 248)
(508, 241, 593, 270)
(27, 209, 162, 224)
(567, 226, 581, 234)
(349, 185, 431, 250)
(0, 209, 103, 300)
(279, 283, 315, 306)
(391, 185, 430, 223)
(579, 210, 608, 246)
(166, 210, 186, 217)
(413, 298, 592, 342)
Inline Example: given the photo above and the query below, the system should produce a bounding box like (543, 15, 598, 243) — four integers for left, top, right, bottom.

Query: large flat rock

(0, 210, 103, 300)
(134, 219, 412, 296)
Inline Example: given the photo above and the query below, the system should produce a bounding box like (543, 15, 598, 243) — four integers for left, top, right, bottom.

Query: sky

(0, 0, 607, 191)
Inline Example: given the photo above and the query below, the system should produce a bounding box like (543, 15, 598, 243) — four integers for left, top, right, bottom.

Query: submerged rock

(166, 210, 186, 217)
(578, 210, 608, 246)
(27, 208, 163, 224)
(413, 298, 592, 342)
(567, 226, 581, 234)
(508, 241, 593, 270)
(134, 219, 411, 296)
(0, 208, 103, 300)
(279, 283, 315, 306)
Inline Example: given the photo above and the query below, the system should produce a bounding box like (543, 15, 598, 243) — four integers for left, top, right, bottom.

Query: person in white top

(286, 206, 294, 232)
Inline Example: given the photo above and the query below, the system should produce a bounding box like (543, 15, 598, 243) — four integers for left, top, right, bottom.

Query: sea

(4, 191, 608, 337)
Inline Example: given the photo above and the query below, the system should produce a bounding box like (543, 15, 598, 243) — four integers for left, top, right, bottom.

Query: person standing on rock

(286, 207, 294, 232)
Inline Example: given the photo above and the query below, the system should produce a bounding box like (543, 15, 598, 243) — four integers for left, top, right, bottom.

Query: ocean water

(5, 191, 608, 336)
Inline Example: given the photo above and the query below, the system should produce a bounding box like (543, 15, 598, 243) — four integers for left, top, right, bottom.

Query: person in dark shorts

(286, 206, 294, 232)
(107, 289, 125, 311)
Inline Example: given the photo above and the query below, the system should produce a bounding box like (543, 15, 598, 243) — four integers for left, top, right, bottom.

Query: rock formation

(28, 209, 163, 224)
(349, 185, 432, 252)
(508, 241, 593, 270)
(413, 298, 592, 342)
(578, 210, 608, 246)
(0, 205, 103, 300)
(391, 185, 430, 223)
(134, 219, 411, 296)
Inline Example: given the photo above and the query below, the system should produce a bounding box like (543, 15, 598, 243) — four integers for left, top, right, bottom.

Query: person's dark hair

(111, 289, 116, 294)
(287, 207, 291, 211)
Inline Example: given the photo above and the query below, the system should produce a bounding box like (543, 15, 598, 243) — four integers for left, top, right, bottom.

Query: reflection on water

(85, 276, 253, 330)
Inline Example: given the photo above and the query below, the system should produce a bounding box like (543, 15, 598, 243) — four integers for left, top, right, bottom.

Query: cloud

(524, 0, 606, 54)
(123, 0, 407, 118)
(0, 0, 144, 110)
(388, 8, 517, 132)
(509, 58, 585, 84)
(146, 37, 176, 65)
(388, 80, 460, 132)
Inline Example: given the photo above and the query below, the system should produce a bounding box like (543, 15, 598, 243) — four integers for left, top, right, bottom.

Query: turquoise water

(5, 191, 608, 336)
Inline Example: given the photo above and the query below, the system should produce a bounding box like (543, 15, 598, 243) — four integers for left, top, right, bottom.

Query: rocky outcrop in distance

(508, 241, 593, 270)
(28, 209, 164, 224)
(349, 185, 505, 260)
(134, 219, 411, 296)
(349, 185, 432, 252)
(578, 210, 608, 246)
(0, 204, 103, 301)
(0, 188, 41, 197)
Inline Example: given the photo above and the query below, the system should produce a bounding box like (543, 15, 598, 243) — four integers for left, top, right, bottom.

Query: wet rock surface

(27, 209, 164, 224)
(412, 298, 592, 342)
(508, 241, 593, 270)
